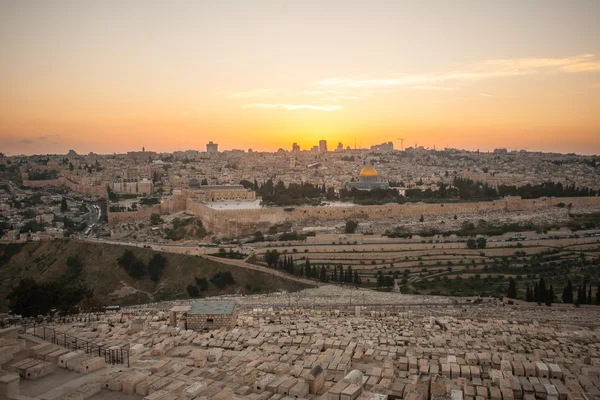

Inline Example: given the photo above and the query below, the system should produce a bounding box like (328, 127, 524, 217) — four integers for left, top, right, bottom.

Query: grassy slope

(0, 240, 311, 311)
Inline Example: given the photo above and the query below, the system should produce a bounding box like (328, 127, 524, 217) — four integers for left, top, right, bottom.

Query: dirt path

(202, 255, 322, 287)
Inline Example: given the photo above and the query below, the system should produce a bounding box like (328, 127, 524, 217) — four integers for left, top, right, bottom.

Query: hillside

(0, 240, 312, 312)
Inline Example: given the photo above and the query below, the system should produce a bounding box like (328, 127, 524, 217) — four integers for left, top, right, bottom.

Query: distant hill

(0, 240, 311, 312)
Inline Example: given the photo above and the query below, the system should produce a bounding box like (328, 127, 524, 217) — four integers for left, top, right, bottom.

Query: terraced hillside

(252, 234, 600, 299)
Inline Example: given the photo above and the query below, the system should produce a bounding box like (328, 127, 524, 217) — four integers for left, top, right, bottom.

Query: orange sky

(1, 0, 599, 155)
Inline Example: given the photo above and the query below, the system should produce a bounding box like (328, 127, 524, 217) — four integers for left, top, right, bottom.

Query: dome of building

(189, 178, 200, 188)
(359, 165, 378, 178)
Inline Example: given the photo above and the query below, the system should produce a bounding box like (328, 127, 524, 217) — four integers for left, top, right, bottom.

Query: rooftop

(188, 300, 236, 315)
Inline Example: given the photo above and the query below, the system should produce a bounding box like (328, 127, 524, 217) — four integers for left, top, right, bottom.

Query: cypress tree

(319, 266, 327, 282)
(507, 278, 517, 299)
(562, 280, 573, 304)
(533, 282, 539, 303)
(312, 265, 317, 279)
(538, 277, 547, 304)
(596, 286, 600, 305)
(575, 286, 583, 305)
(588, 286, 593, 305)
(546, 285, 554, 306)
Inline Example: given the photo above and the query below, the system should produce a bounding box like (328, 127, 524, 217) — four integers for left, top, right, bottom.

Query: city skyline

(2, 0, 600, 155)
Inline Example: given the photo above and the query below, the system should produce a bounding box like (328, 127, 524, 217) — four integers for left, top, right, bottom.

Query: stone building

(185, 185, 256, 202)
(186, 301, 237, 331)
(347, 164, 389, 191)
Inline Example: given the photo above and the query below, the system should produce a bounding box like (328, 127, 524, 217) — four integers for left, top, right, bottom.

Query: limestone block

(136, 376, 161, 396)
(181, 382, 207, 399)
(328, 380, 351, 400)
(289, 381, 309, 398)
(278, 378, 298, 395)
(548, 365, 563, 380)
(536, 363, 549, 379)
(340, 383, 362, 400)
(24, 361, 55, 380)
(46, 348, 71, 363)
(0, 372, 19, 398)
(122, 372, 150, 394)
(72, 357, 105, 374)
(58, 351, 85, 369)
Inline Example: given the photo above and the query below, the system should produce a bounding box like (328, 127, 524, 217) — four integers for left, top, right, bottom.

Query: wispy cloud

(479, 93, 495, 97)
(413, 85, 455, 91)
(321, 95, 363, 102)
(243, 103, 342, 111)
(303, 89, 343, 95)
(230, 89, 278, 98)
(313, 54, 600, 90)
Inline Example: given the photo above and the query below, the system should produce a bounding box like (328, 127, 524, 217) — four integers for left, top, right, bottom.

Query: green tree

(419, 214, 424, 222)
(147, 253, 167, 282)
(562, 280, 573, 303)
(476, 237, 487, 249)
(575, 285, 584, 306)
(345, 220, 358, 234)
(319, 266, 327, 282)
(546, 285, 554, 306)
(7, 278, 92, 317)
(65, 255, 84, 281)
(466, 238, 477, 249)
(187, 284, 200, 297)
(507, 278, 517, 299)
(210, 271, 235, 289)
(264, 250, 280, 268)
(376, 271, 384, 287)
(596, 285, 600, 305)
(61, 198, 68, 213)
(150, 213, 163, 226)
(195, 277, 209, 291)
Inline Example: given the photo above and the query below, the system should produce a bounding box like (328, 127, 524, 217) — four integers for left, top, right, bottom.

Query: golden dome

(359, 165, 378, 177)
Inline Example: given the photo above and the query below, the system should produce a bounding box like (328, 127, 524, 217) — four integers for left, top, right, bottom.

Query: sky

(1, 0, 600, 155)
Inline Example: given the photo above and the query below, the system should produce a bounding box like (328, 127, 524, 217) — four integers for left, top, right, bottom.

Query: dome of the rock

(359, 165, 378, 178)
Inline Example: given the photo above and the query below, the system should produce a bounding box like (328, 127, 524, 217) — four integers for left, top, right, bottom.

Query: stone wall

(22, 177, 107, 198)
(186, 312, 236, 331)
(107, 194, 600, 235)
(107, 204, 161, 227)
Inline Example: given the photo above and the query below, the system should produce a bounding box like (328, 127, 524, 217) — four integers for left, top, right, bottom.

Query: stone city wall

(107, 195, 600, 234)
(107, 204, 161, 227)
(22, 177, 107, 198)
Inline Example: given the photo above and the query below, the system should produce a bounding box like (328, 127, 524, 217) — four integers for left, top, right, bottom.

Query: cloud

(243, 103, 342, 111)
(230, 89, 278, 98)
(479, 93, 495, 97)
(321, 95, 363, 102)
(37, 134, 60, 140)
(303, 89, 343, 95)
(413, 85, 455, 91)
(560, 62, 600, 73)
(480, 53, 596, 70)
(313, 54, 600, 90)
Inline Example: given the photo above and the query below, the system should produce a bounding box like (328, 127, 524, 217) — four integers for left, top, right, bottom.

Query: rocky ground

(1, 286, 599, 400)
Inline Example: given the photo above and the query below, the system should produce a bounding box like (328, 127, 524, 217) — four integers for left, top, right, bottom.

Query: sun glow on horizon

(1, 1, 599, 155)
